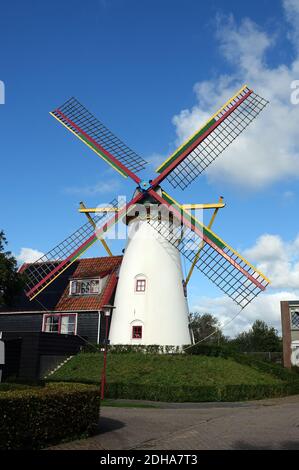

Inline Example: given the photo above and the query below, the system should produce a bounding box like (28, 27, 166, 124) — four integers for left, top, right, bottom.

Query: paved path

(50, 395, 299, 450)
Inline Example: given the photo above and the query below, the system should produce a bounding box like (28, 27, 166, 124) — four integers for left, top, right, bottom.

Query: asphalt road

(50, 395, 299, 450)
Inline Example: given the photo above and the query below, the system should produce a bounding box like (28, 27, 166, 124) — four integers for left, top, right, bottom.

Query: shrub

(106, 382, 220, 402)
(232, 354, 299, 382)
(104, 381, 299, 403)
(184, 343, 235, 357)
(219, 383, 297, 401)
(82, 343, 183, 354)
(241, 352, 282, 364)
(0, 382, 100, 450)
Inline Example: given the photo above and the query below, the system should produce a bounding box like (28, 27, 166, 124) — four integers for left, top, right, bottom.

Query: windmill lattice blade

(147, 192, 269, 309)
(25, 199, 119, 300)
(51, 97, 147, 178)
(157, 86, 268, 190)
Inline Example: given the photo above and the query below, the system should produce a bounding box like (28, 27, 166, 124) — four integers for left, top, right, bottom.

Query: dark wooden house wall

(77, 312, 99, 344)
(2, 332, 85, 380)
(0, 312, 101, 344)
(0, 314, 43, 333)
(99, 312, 112, 345)
(1, 338, 22, 379)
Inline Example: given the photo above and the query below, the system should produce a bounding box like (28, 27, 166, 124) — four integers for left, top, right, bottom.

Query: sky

(1, 0, 299, 337)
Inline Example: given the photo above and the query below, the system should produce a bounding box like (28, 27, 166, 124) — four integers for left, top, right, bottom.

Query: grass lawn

(49, 352, 284, 386)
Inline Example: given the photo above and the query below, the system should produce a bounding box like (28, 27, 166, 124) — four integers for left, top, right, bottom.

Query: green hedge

(104, 380, 299, 402)
(184, 343, 234, 357)
(232, 354, 299, 382)
(82, 343, 183, 354)
(105, 382, 219, 402)
(0, 382, 100, 450)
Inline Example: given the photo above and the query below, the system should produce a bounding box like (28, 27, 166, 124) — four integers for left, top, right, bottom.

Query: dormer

(69, 278, 102, 296)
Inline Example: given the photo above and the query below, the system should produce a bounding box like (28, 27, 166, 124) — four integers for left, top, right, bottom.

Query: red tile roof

(55, 256, 122, 311)
(70, 256, 122, 279)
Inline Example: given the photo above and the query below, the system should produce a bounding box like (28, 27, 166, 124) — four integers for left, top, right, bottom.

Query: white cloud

(64, 178, 121, 196)
(15, 247, 44, 265)
(191, 232, 299, 336)
(244, 233, 299, 289)
(192, 290, 299, 337)
(172, 3, 299, 189)
(283, 0, 299, 47)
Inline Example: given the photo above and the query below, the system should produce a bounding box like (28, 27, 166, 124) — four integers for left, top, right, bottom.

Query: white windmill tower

(25, 86, 270, 349)
(109, 186, 191, 346)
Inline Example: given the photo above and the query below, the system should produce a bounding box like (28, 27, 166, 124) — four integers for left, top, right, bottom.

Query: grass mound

(47, 352, 299, 402)
(50, 352, 282, 386)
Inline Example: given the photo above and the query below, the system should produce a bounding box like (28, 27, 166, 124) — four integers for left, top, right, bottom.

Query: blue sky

(1, 0, 299, 335)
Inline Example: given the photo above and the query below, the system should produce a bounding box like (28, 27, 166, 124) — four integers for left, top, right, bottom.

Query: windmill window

(132, 325, 142, 339)
(135, 279, 146, 292)
(70, 279, 100, 295)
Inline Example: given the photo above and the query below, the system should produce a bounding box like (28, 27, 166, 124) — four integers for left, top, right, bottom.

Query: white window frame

(135, 277, 146, 294)
(69, 278, 101, 296)
(42, 313, 78, 335)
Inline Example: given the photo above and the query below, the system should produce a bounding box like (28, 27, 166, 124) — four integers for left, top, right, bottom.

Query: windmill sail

(155, 85, 268, 190)
(25, 191, 144, 300)
(26, 85, 270, 310)
(147, 190, 269, 309)
(50, 97, 147, 181)
(25, 199, 119, 300)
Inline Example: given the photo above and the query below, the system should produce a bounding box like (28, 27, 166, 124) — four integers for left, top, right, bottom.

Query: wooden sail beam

(79, 202, 113, 256)
(185, 196, 224, 286)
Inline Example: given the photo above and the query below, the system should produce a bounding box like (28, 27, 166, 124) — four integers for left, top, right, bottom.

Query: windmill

(25, 84, 270, 346)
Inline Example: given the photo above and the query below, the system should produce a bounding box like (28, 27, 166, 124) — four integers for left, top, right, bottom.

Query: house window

(135, 279, 146, 292)
(43, 314, 77, 335)
(132, 325, 142, 339)
(70, 279, 100, 295)
(44, 315, 59, 333)
(291, 309, 299, 329)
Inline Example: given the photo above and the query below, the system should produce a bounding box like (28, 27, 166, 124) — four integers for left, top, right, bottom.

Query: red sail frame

(151, 89, 252, 188)
(26, 191, 143, 299)
(54, 108, 141, 184)
(147, 189, 266, 292)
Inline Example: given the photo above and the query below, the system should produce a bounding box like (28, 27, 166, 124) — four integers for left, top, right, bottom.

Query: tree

(0, 230, 24, 307)
(188, 312, 227, 344)
(232, 320, 282, 352)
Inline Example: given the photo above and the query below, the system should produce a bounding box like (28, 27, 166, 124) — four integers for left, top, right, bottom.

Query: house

(0, 256, 122, 345)
(281, 300, 299, 367)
